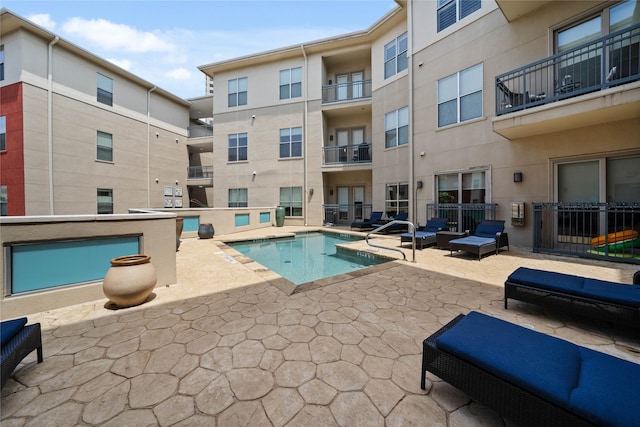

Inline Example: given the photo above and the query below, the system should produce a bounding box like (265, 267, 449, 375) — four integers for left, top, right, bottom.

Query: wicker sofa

(1, 317, 43, 388)
(505, 267, 640, 327)
(421, 311, 640, 427)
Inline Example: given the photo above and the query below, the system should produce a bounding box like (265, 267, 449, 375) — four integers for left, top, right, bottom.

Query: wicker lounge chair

(505, 267, 640, 328)
(399, 217, 448, 249)
(1, 317, 43, 388)
(421, 311, 640, 427)
(448, 219, 509, 260)
(350, 211, 383, 230)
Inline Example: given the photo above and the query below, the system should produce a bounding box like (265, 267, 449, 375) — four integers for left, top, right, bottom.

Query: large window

(385, 183, 409, 217)
(96, 131, 113, 162)
(384, 32, 408, 79)
(97, 188, 113, 214)
(280, 187, 302, 216)
(0, 185, 7, 216)
(0, 116, 5, 151)
(228, 77, 248, 107)
(0, 45, 4, 81)
(97, 73, 113, 106)
(280, 127, 302, 158)
(228, 133, 248, 162)
(438, 0, 481, 32)
(438, 63, 483, 127)
(385, 107, 409, 148)
(229, 188, 248, 207)
(280, 68, 302, 100)
(437, 171, 487, 204)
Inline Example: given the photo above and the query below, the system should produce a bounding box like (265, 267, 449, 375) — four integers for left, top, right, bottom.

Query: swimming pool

(228, 232, 386, 285)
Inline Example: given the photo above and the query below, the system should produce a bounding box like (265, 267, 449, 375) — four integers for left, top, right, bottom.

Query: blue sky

(4, 1, 397, 99)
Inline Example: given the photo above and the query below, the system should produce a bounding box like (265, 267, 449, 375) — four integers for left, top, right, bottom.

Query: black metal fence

(533, 202, 640, 264)
(425, 203, 498, 233)
(322, 203, 373, 226)
(496, 23, 640, 115)
(322, 80, 372, 103)
(322, 143, 372, 165)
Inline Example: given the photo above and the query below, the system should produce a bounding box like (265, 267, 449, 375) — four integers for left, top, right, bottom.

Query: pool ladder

(365, 220, 416, 263)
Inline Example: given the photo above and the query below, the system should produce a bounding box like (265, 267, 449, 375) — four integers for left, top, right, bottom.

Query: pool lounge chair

(421, 311, 640, 427)
(505, 267, 640, 328)
(375, 212, 409, 234)
(1, 317, 43, 388)
(400, 217, 448, 249)
(449, 220, 509, 260)
(350, 211, 383, 230)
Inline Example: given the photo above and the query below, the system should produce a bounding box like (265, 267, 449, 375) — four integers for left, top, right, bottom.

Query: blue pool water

(229, 232, 385, 285)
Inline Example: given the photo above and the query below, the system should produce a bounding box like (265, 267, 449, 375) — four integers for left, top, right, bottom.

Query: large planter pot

(103, 254, 157, 308)
(275, 206, 285, 227)
(198, 223, 214, 239)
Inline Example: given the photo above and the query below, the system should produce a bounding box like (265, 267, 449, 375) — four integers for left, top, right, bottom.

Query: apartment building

(198, 0, 639, 251)
(0, 9, 190, 216)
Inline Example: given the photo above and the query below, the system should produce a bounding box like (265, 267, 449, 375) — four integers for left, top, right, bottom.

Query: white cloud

(106, 58, 132, 71)
(27, 13, 56, 31)
(165, 68, 192, 80)
(61, 17, 176, 53)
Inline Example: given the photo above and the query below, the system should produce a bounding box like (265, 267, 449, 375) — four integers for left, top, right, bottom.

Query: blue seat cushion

(449, 235, 496, 247)
(400, 231, 436, 240)
(1, 317, 28, 347)
(474, 221, 504, 238)
(508, 267, 640, 307)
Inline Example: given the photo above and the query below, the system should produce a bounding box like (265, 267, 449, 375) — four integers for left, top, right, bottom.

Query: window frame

(384, 183, 409, 217)
(279, 67, 302, 100)
(0, 116, 6, 151)
(97, 73, 113, 106)
(96, 130, 113, 162)
(228, 133, 248, 162)
(437, 63, 483, 128)
(384, 32, 408, 79)
(0, 185, 7, 216)
(279, 187, 303, 217)
(228, 77, 248, 107)
(438, 0, 481, 32)
(228, 188, 248, 208)
(0, 45, 4, 81)
(384, 106, 409, 148)
(97, 188, 113, 214)
(279, 127, 303, 159)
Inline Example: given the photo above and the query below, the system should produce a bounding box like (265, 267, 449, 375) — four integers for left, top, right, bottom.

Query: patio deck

(2, 226, 638, 426)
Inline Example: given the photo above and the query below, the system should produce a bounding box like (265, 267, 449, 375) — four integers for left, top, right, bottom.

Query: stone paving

(2, 227, 639, 426)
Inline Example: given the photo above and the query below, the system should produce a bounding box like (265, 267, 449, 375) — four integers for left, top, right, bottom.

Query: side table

(436, 231, 467, 250)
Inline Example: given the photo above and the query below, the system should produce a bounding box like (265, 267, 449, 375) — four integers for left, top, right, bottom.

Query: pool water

(229, 232, 385, 285)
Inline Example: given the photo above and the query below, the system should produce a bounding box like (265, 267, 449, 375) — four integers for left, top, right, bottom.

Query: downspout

(407, 0, 416, 226)
(147, 86, 156, 208)
(47, 36, 59, 215)
(301, 44, 309, 226)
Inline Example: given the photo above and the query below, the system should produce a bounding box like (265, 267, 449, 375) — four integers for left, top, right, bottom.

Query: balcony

(322, 143, 372, 166)
(322, 80, 372, 104)
(322, 203, 373, 226)
(494, 24, 640, 139)
(187, 165, 213, 187)
(188, 124, 213, 139)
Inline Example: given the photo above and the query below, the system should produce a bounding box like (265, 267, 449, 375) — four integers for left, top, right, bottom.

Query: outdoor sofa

(448, 219, 509, 260)
(1, 317, 43, 388)
(350, 211, 383, 231)
(421, 311, 640, 427)
(505, 267, 640, 327)
(399, 217, 448, 249)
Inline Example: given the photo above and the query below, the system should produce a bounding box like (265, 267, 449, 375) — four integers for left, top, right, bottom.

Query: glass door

(352, 72, 363, 98)
(337, 74, 348, 101)
(337, 187, 349, 222)
(557, 160, 600, 242)
(353, 186, 364, 221)
(337, 130, 349, 162)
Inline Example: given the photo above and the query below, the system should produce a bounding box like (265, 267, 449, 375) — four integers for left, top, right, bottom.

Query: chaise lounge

(449, 219, 509, 260)
(505, 267, 640, 327)
(1, 317, 43, 388)
(399, 217, 448, 249)
(350, 211, 383, 231)
(421, 311, 640, 427)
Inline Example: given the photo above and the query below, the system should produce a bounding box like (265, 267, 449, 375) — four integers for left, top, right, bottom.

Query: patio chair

(400, 217, 448, 249)
(1, 317, 43, 388)
(350, 211, 383, 231)
(448, 219, 509, 260)
(421, 311, 640, 427)
(375, 212, 409, 234)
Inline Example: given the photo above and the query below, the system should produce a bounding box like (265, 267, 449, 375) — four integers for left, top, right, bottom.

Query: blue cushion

(474, 221, 504, 238)
(424, 218, 448, 233)
(449, 235, 496, 247)
(400, 231, 436, 239)
(1, 317, 28, 347)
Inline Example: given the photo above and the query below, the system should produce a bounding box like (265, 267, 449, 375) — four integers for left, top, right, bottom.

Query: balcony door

(336, 71, 364, 101)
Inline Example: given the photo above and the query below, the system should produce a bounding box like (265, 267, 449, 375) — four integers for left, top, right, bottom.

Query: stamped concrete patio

(2, 227, 639, 426)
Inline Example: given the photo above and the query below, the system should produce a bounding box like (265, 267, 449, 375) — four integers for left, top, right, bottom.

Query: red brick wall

(0, 82, 25, 216)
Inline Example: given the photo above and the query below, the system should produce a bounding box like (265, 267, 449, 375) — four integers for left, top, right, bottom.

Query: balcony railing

(322, 80, 372, 103)
(187, 165, 213, 179)
(322, 204, 373, 226)
(323, 143, 372, 165)
(426, 203, 498, 233)
(496, 23, 640, 115)
(533, 202, 640, 265)
(188, 124, 213, 138)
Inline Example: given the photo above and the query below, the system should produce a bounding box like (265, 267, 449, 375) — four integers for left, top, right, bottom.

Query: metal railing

(496, 23, 640, 115)
(323, 203, 373, 226)
(322, 80, 372, 103)
(533, 202, 640, 264)
(323, 143, 372, 165)
(366, 220, 415, 262)
(426, 203, 498, 233)
(188, 124, 213, 138)
(187, 165, 213, 179)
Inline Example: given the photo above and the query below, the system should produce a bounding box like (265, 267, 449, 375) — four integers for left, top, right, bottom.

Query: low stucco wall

(0, 212, 177, 319)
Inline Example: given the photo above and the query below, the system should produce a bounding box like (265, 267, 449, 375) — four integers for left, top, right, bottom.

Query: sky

(3, 0, 397, 99)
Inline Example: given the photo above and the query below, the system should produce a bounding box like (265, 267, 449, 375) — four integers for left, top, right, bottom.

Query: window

(384, 32, 408, 79)
(280, 67, 302, 99)
(437, 171, 486, 203)
(228, 77, 248, 107)
(97, 73, 113, 106)
(96, 131, 113, 162)
(280, 127, 302, 158)
(0, 45, 4, 81)
(0, 116, 5, 151)
(385, 183, 409, 217)
(229, 188, 248, 207)
(228, 133, 248, 162)
(280, 187, 302, 216)
(384, 107, 409, 148)
(97, 189, 113, 214)
(0, 185, 7, 216)
(438, 0, 481, 32)
(438, 63, 483, 127)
